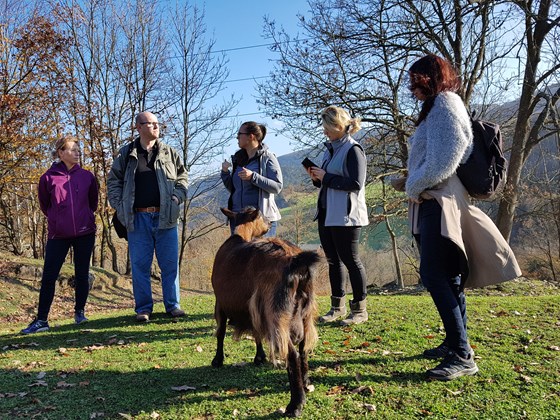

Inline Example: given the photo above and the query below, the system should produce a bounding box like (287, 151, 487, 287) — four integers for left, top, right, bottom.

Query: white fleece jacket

(405, 91, 473, 200)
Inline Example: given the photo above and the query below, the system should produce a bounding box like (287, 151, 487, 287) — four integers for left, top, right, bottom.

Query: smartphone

(301, 157, 318, 169)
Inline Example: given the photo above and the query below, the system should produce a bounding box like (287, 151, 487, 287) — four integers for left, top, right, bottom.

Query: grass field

(1, 273, 559, 419)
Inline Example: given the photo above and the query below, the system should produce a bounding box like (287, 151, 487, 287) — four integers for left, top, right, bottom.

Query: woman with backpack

(402, 54, 521, 380)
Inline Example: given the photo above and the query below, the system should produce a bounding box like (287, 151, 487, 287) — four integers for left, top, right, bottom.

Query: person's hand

(310, 167, 326, 181)
(221, 159, 231, 172)
(238, 167, 253, 181)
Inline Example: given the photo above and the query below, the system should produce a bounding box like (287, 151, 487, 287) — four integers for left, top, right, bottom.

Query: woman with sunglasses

(221, 121, 283, 236)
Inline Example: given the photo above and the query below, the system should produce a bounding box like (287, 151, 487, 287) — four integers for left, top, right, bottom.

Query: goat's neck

(234, 225, 254, 241)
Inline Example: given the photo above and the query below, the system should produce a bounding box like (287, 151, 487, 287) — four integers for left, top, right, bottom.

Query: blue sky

(191, 1, 311, 160)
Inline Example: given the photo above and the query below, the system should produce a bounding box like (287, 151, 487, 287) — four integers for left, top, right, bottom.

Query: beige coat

(406, 175, 521, 289)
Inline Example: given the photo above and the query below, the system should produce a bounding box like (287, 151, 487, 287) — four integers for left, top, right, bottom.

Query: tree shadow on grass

(0, 312, 216, 352)
(0, 361, 304, 419)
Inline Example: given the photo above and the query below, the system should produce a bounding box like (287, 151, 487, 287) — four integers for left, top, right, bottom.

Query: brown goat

(211, 207, 321, 417)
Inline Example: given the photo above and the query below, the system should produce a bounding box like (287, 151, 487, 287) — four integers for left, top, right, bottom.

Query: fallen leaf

(232, 409, 240, 416)
(118, 414, 133, 419)
(28, 380, 48, 387)
(326, 385, 345, 395)
(37, 372, 46, 379)
(351, 385, 373, 395)
(58, 348, 69, 356)
(196, 345, 203, 352)
(90, 413, 105, 418)
(548, 346, 560, 351)
(519, 374, 532, 384)
(446, 388, 463, 396)
(363, 403, 376, 412)
(171, 385, 196, 392)
(149, 412, 160, 419)
(306, 384, 315, 392)
(56, 381, 76, 388)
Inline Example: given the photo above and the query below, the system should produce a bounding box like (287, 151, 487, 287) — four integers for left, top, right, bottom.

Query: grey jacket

(317, 135, 369, 227)
(406, 91, 473, 200)
(107, 138, 188, 231)
(221, 145, 283, 222)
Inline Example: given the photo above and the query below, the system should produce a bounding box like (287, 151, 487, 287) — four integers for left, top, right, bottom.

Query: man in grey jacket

(108, 112, 188, 322)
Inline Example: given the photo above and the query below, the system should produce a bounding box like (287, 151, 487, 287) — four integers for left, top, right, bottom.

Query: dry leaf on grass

(362, 403, 376, 412)
(326, 385, 346, 395)
(28, 380, 48, 387)
(446, 388, 463, 396)
(171, 385, 196, 392)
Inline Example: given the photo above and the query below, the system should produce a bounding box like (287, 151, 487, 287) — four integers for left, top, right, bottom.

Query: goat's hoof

(211, 357, 223, 368)
(253, 355, 266, 366)
(284, 404, 303, 418)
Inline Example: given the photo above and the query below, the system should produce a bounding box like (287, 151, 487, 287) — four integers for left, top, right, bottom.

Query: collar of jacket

(50, 160, 81, 175)
(325, 134, 350, 155)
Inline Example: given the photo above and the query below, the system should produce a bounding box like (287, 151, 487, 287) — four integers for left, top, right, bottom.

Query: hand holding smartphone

(301, 157, 318, 169)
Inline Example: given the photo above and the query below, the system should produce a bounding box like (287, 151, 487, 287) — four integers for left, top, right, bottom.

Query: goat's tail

(259, 251, 322, 362)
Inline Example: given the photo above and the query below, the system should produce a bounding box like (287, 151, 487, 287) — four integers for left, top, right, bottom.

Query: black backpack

(456, 118, 507, 200)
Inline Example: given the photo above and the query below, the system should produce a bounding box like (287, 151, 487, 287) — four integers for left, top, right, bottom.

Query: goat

(211, 207, 321, 417)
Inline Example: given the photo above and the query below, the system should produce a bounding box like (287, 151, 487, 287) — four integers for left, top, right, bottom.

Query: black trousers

(414, 199, 470, 357)
(318, 210, 367, 302)
(37, 233, 95, 320)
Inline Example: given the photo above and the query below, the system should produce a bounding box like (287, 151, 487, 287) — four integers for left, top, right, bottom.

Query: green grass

(1, 291, 559, 419)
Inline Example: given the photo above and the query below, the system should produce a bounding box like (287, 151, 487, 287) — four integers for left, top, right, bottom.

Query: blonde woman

(306, 106, 369, 325)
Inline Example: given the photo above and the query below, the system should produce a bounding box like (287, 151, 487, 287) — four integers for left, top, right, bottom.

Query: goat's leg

(253, 336, 267, 365)
(298, 340, 311, 389)
(285, 342, 305, 417)
(212, 310, 227, 368)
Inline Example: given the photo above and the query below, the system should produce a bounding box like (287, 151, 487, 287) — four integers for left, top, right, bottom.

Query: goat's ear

(247, 208, 260, 221)
(221, 208, 235, 219)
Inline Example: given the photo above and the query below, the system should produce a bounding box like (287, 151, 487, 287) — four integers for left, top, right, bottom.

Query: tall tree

(166, 2, 239, 268)
(496, 0, 560, 241)
(0, 3, 72, 255)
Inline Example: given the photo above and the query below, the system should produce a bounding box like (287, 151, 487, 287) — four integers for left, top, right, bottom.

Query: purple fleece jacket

(38, 161, 99, 239)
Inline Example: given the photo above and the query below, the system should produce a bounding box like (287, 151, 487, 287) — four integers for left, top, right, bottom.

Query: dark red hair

(409, 54, 461, 125)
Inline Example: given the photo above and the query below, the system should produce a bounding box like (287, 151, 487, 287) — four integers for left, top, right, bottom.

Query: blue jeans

(415, 199, 469, 358)
(128, 212, 181, 314)
(38, 233, 95, 320)
(230, 220, 277, 237)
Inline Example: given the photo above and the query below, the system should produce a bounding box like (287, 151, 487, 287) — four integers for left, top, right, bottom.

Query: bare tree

(258, 0, 515, 287)
(496, 0, 560, 241)
(166, 2, 239, 269)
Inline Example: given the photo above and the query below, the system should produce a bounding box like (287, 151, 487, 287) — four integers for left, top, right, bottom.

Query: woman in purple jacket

(21, 136, 98, 334)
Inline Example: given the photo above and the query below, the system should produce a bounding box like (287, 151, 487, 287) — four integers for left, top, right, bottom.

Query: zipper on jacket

(68, 174, 77, 236)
